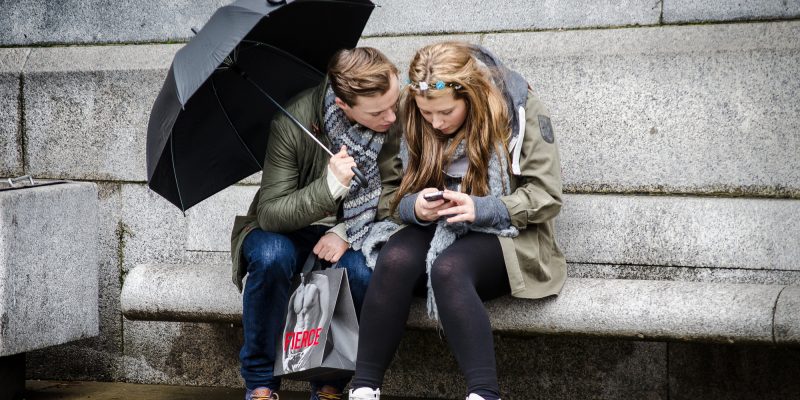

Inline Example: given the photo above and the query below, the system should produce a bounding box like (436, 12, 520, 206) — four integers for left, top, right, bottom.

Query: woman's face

(414, 93, 468, 136)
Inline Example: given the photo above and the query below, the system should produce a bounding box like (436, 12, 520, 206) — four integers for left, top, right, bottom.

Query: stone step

(364, 21, 800, 197)
(120, 263, 800, 346)
(2, 21, 797, 195)
(184, 185, 800, 274)
(664, 0, 800, 23)
(2, 1, 798, 46)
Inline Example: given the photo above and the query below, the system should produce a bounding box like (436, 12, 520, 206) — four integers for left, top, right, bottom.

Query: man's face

(335, 77, 400, 133)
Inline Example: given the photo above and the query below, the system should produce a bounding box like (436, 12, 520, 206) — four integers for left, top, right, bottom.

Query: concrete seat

(120, 263, 800, 346)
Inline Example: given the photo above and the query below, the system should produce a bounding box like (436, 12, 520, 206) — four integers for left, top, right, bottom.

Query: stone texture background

(0, 183, 99, 356)
(1, 0, 799, 398)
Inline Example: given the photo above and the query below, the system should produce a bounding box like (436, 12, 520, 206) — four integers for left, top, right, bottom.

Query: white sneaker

(348, 387, 380, 400)
(466, 394, 499, 400)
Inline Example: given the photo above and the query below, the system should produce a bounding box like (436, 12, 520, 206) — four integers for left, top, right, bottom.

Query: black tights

(352, 224, 510, 400)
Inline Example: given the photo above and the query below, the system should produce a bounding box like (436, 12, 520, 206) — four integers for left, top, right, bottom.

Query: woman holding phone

(350, 41, 566, 400)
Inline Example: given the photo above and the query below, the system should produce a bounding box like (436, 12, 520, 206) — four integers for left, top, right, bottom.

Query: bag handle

(301, 253, 322, 276)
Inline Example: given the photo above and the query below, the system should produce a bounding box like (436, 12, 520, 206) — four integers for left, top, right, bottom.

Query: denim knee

(335, 249, 372, 315)
(337, 250, 371, 286)
(243, 229, 297, 282)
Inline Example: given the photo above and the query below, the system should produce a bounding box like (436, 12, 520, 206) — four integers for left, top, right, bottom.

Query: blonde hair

(327, 47, 399, 106)
(392, 41, 510, 211)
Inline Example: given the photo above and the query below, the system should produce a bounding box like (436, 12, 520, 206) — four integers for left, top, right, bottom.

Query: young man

(229, 47, 402, 400)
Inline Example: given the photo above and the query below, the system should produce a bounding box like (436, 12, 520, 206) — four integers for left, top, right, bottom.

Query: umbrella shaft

(234, 66, 335, 158)
(231, 64, 368, 188)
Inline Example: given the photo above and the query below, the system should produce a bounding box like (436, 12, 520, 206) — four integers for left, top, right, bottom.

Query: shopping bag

(274, 254, 359, 381)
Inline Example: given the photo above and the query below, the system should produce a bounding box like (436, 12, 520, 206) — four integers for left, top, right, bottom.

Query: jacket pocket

(514, 227, 552, 282)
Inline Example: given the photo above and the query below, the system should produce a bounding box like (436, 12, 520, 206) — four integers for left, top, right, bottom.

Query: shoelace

(315, 391, 343, 400)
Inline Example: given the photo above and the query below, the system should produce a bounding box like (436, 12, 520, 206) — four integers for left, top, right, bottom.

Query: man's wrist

(326, 166, 350, 200)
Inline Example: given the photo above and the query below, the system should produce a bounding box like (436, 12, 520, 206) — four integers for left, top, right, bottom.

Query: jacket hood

(468, 44, 529, 140)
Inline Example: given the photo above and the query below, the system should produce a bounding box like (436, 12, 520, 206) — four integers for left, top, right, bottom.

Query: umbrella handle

(351, 166, 368, 187)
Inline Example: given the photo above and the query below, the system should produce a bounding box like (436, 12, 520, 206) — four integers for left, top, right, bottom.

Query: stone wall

(1, 1, 799, 398)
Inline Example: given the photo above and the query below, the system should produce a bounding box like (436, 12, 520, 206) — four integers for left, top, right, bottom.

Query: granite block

(0, 0, 227, 46)
(0, 49, 29, 177)
(0, 182, 99, 356)
(664, 0, 800, 23)
(557, 195, 800, 271)
(186, 185, 257, 252)
(364, 0, 661, 36)
(23, 45, 179, 182)
(27, 182, 126, 381)
(485, 21, 800, 196)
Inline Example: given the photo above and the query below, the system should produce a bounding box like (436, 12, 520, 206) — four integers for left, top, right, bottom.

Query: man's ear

(334, 97, 350, 111)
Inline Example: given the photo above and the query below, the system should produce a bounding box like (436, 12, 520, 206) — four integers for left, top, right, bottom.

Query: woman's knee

(374, 241, 423, 279)
(429, 255, 467, 292)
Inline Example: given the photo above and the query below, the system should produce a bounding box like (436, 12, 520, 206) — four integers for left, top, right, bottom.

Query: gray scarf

(323, 86, 385, 250)
(361, 140, 519, 320)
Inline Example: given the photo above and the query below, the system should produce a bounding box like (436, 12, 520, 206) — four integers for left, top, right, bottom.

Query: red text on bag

(284, 328, 323, 351)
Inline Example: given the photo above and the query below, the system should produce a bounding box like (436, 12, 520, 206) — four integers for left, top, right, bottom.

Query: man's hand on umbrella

(329, 145, 356, 187)
(313, 232, 349, 263)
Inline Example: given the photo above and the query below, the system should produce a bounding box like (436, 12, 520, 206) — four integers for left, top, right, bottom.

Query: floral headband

(408, 79, 463, 92)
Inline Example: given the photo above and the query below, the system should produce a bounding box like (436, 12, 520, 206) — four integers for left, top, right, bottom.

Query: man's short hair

(327, 47, 398, 106)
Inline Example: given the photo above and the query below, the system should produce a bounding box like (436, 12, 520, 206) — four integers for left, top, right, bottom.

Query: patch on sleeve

(538, 115, 554, 144)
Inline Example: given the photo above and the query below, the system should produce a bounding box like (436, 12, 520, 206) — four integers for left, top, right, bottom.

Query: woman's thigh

(432, 231, 510, 301)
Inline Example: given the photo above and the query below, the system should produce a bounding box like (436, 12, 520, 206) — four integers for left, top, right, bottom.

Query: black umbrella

(147, 0, 374, 212)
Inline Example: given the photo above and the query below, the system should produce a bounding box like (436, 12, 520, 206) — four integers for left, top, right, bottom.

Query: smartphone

(422, 191, 445, 201)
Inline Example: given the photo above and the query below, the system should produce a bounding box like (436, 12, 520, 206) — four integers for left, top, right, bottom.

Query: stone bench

(120, 263, 800, 346)
(0, 180, 100, 399)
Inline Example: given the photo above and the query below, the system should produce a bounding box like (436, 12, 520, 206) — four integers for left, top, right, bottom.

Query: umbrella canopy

(147, 0, 375, 211)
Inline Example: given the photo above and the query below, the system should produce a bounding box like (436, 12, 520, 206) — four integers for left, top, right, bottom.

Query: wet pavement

(24, 381, 419, 400)
(25, 381, 246, 400)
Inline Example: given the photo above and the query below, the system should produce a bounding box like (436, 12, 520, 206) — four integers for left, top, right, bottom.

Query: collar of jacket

(310, 76, 331, 143)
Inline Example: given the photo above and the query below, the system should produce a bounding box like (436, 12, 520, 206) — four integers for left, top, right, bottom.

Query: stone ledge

(557, 195, 800, 272)
(120, 263, 800, 346)
(483, 21, 800, 196)
(0, 0, 660, 46)
(0, 0, 227, 46)
(663, 0, 800, 23)
(184, 190, 800, 271)
(14, 21, 800, 195)
(363, 0, 660, 36)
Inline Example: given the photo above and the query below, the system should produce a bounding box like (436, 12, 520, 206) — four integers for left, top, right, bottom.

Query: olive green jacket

(498, 91, 566, 299)
(230, 79, 403, 291)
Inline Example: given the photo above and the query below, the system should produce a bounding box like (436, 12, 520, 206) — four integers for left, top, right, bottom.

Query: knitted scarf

(323, 86, 385, 250)
(361, 139, 519, 320)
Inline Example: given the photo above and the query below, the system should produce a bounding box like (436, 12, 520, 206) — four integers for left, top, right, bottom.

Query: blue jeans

(240, 225, 372, 392)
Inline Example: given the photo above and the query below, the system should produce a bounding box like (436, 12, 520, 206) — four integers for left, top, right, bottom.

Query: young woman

(350, 41, 566, 400)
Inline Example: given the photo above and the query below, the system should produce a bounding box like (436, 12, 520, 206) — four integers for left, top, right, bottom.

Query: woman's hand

(415, 188, 451, 222)
(438, 189, 475, 223)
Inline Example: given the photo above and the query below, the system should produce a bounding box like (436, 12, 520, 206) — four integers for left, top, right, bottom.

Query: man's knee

(244, 230, 296, 278)
(336, 250, 372, 288)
